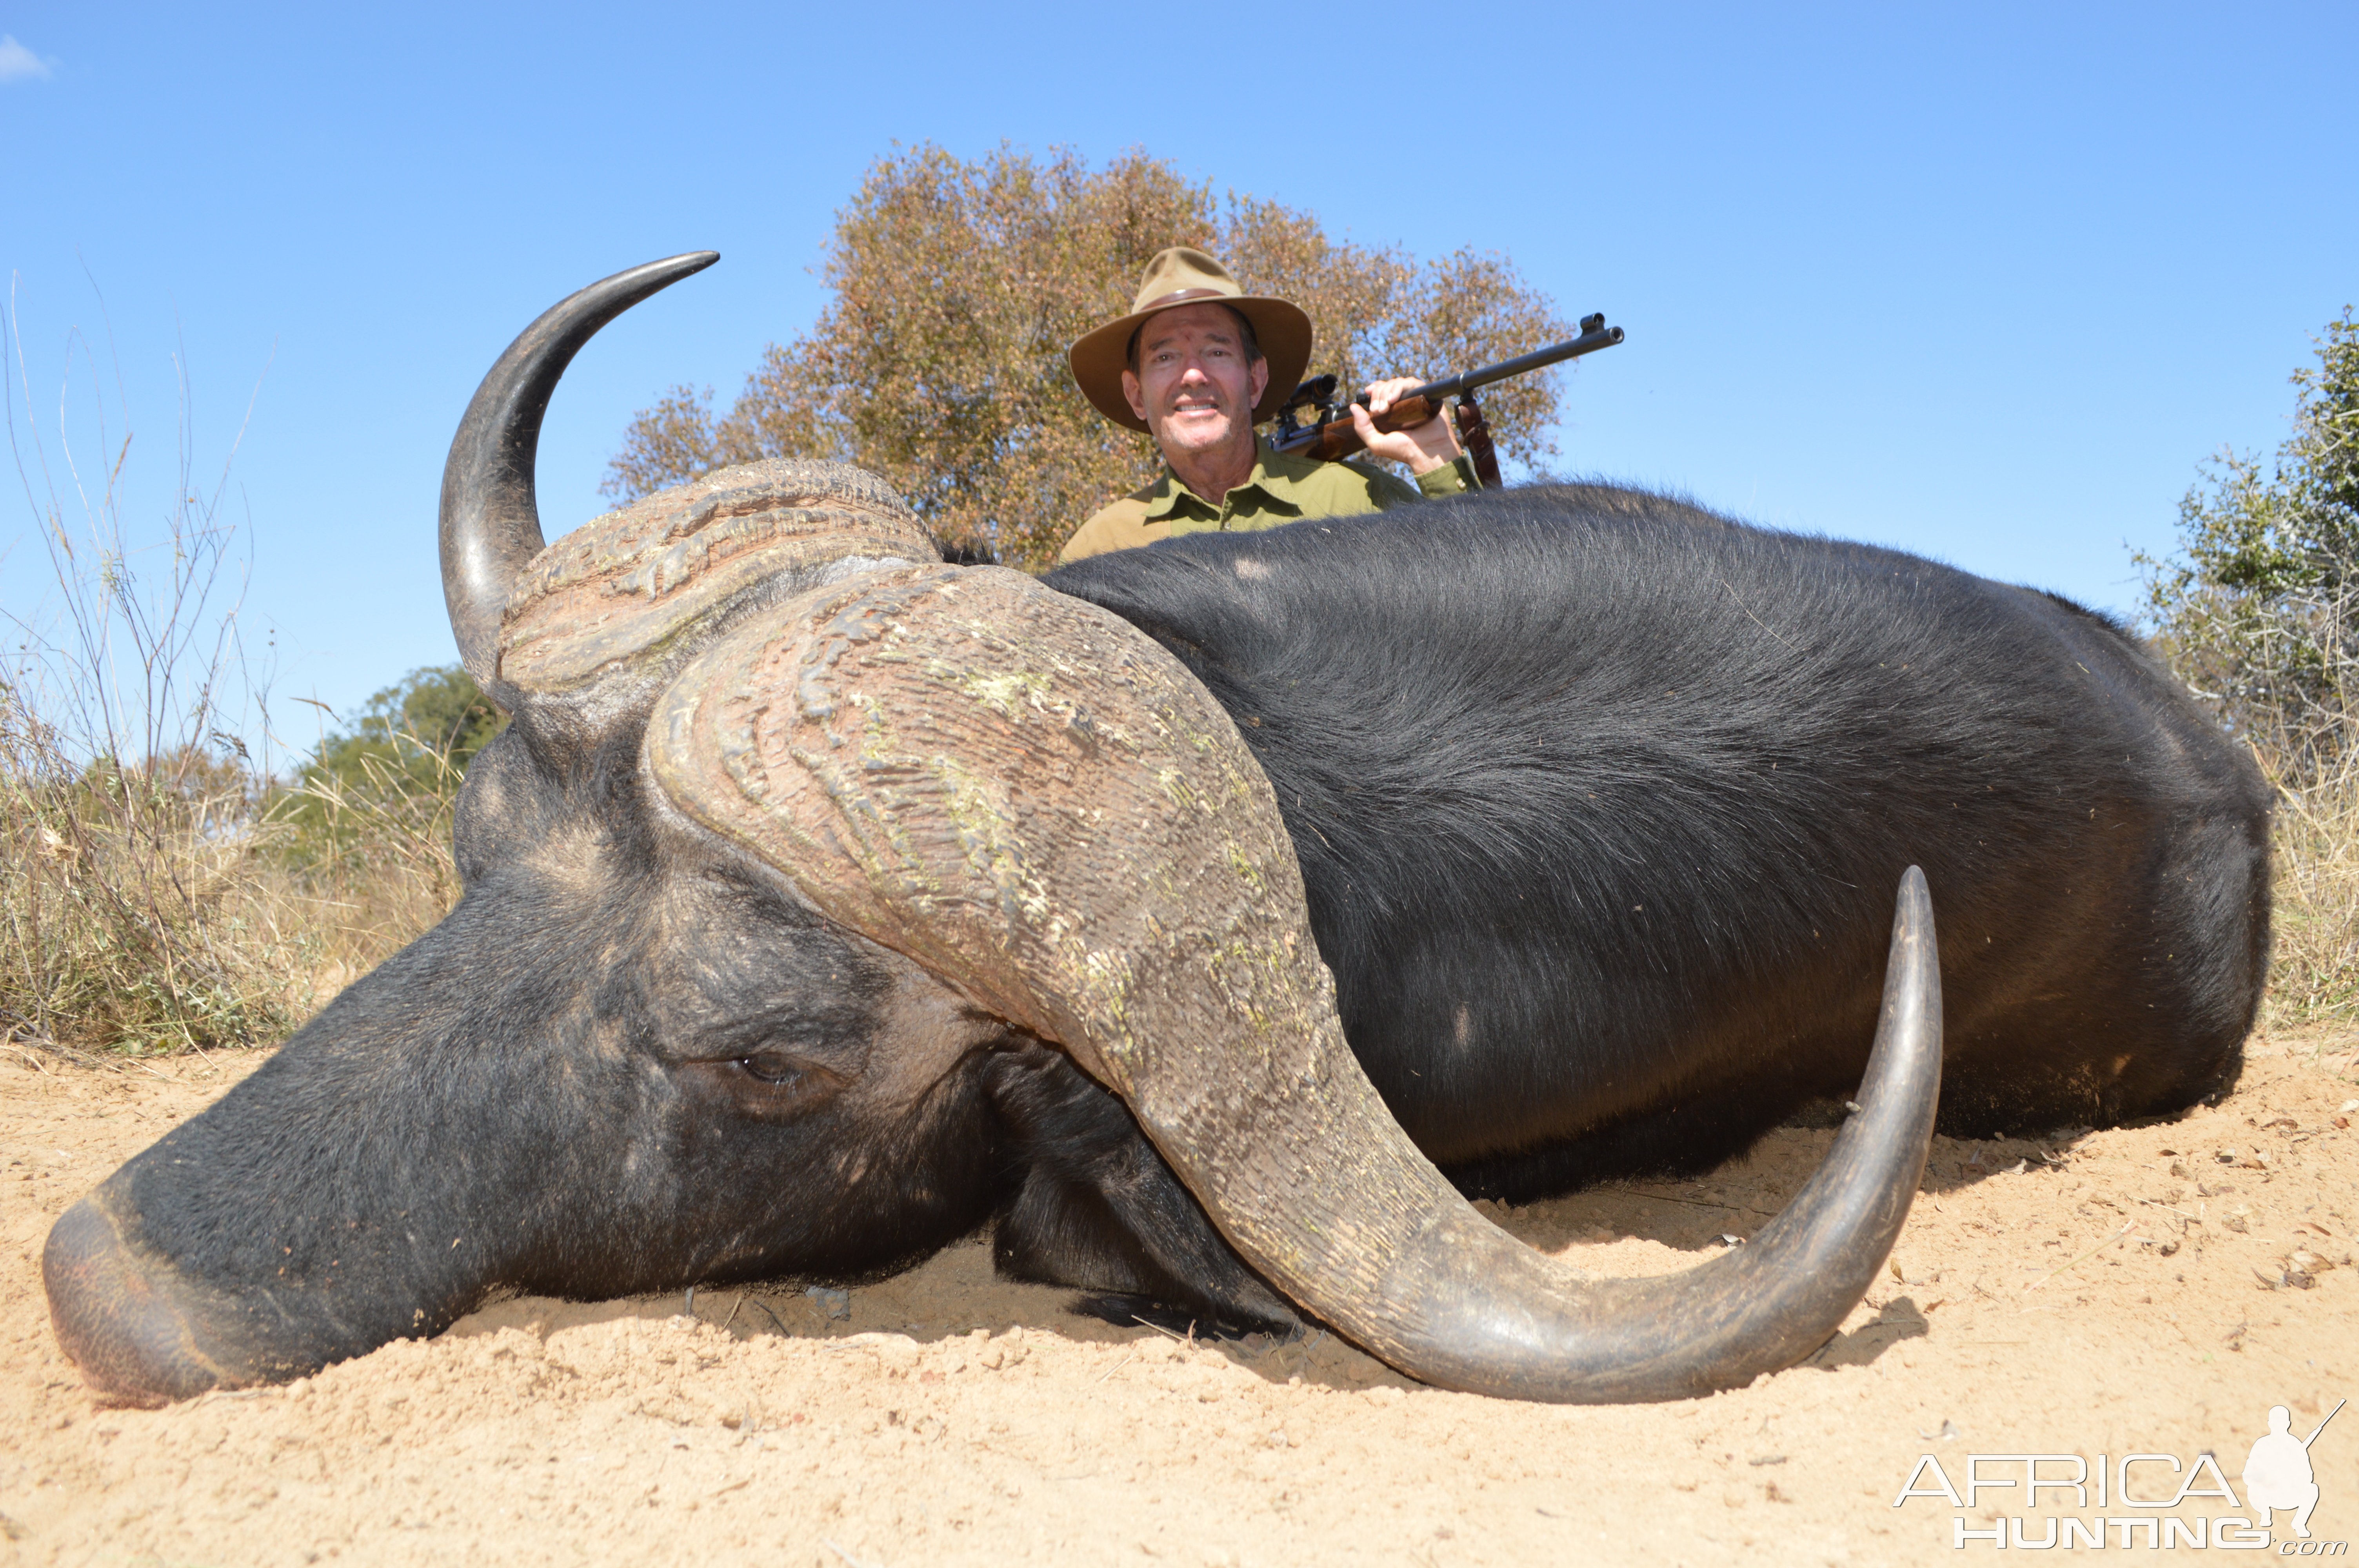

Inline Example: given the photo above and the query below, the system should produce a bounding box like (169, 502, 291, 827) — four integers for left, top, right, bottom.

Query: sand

(3, 1031, 2354, 1566)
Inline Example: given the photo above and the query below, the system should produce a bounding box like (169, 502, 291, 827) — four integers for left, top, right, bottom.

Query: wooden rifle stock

(1299, 394, 1441, 463)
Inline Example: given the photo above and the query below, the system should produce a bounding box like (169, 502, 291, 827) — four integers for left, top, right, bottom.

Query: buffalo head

(44, 255, 1942, 1406)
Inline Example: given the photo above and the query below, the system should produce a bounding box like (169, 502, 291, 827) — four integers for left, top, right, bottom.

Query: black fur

(1045, 484, 2270, 1206)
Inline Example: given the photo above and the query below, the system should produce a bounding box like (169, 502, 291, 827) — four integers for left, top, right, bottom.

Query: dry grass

(1, 278, 458, 1058)
(2255, 736, 2359, 1023)
(2157, 594, 2359, 1023)
(0, 682, 463, 1058)
(1, 693, 292, 1056)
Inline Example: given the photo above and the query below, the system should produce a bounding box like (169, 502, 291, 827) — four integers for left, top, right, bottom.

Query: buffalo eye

(736, 1050, 805, 1085)
(689, 1048, 849, 1121)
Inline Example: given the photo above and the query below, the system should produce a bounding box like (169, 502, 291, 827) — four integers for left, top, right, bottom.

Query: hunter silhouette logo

(1893, 1397, 2347, 1550)
(2246, 1400, 2342, 1541)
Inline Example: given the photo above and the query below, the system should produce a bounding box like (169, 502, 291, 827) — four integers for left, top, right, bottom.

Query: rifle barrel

(1396, 323, 1626, 407)
(1270, 316, 1626, 459)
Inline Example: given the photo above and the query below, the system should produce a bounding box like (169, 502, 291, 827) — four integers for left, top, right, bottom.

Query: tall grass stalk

(2, 278, 456, 1056)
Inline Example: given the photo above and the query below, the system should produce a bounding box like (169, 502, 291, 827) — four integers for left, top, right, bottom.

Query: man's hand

(1351, 377, 1462, 476)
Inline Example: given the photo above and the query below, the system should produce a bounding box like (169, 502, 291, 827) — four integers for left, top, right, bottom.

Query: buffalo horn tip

(436, 250, 721, 689)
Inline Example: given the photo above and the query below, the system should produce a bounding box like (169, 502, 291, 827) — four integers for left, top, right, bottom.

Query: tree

(2140, 309, 2359, 777)
(280, 666, 502, 853)
(603, 145, 1582, 569)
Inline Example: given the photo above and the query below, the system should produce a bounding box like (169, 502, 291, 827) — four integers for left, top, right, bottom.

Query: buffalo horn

(438, 251, 718, 690)
(651, 562, 1944, 1403)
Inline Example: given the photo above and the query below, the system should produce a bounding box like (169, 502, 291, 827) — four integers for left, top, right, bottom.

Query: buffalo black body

(1046, 484, 2269, 1198)
(86, 482, 2270, 1354)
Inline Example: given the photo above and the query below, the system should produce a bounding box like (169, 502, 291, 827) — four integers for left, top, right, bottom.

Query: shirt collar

(1140, 437, 1313, 522)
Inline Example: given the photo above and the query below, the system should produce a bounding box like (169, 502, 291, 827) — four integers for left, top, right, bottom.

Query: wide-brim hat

(1069, 247, 1314, 433)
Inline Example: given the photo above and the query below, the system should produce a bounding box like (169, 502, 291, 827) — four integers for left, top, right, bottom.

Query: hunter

(1058, 247, 1478, 563)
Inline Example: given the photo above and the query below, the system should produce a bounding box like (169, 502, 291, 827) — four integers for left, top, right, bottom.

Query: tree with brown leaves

(604, 145, 1581, 569)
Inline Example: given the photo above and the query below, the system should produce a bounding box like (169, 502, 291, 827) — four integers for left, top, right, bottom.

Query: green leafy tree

(2140, 308, 2359, 776)
(280, 666, 503, 854)
(603, 145, 1581, 568)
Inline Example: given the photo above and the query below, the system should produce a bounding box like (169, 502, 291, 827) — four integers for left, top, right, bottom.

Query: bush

(263, 666, 499, 967)
(2139, 309, 2358, 771)
(278, 666, 502, 855)
(2140, 308, 2359, 1018)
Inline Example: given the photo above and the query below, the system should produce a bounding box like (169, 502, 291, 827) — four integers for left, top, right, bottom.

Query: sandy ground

(3, 1032, 2355, 1567)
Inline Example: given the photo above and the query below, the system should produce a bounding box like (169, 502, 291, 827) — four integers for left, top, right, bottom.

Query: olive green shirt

(1057, 437, 1478, 563)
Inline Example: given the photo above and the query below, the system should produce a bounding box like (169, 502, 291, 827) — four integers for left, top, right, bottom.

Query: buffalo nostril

(43, 1197, 232, 1408)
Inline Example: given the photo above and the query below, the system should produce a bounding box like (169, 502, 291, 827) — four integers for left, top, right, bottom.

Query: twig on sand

(2139, 1198, 2200, 1221)
(1610, 1185, 1779, 1220)
(188, 1387, 268, 1407)
(2025, 1221, 2137, 1294)
(722, 1294, 745, 1332)
(823, 1539, 884, 1568)
(1095, 1350, 1139, 1384)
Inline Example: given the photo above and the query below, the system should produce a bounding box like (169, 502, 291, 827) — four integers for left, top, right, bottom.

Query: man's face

(1121, 303, 1269, 468)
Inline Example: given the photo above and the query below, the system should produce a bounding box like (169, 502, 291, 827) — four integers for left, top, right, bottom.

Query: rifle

(1269, 313, 1625, 486)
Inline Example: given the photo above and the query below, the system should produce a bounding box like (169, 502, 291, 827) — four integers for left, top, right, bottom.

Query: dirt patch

(3, 1033, 2355, 1565)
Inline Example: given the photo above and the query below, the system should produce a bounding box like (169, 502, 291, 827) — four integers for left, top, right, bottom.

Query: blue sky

(5, 3, 2354, 756)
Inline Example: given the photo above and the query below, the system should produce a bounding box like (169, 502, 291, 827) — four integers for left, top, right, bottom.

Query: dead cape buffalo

(45, 254, 2270, 1410)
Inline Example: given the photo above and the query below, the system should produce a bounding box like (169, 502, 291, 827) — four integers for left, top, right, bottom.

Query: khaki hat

(1069, 247, 1314, 433)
